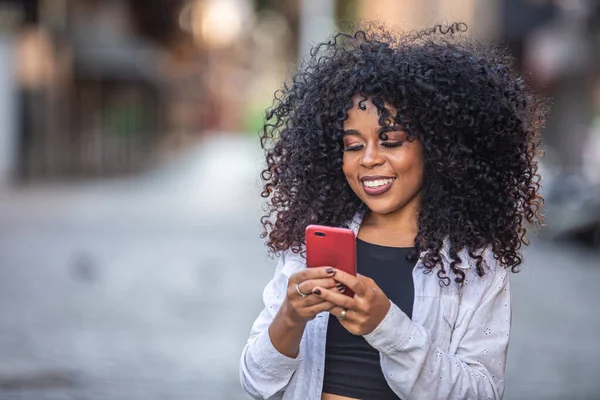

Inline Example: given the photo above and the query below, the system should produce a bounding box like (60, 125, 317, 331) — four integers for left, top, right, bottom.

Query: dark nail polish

(337, 285, 345, 292)
(326, 267, 335, 274)
(313, 288, 321, 295)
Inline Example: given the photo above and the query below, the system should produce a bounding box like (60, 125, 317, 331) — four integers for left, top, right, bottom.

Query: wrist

(280, 302, 306, 330)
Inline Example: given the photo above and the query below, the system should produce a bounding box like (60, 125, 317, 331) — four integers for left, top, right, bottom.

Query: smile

(361, 177, 396, 196)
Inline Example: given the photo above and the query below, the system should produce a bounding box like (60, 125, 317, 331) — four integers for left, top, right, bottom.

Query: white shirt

(240, 214, 511, 400)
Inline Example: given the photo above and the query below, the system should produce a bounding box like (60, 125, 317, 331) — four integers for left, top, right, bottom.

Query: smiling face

(342, 96, 424, 219)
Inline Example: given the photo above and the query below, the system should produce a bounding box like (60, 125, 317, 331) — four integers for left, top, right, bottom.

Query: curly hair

(259, 22, 547, 285)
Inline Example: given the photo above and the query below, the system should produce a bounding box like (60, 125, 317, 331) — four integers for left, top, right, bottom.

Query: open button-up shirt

(240, 214, 511, 400)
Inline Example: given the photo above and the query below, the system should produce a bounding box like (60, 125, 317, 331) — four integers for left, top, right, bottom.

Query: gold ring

(339, 309, 347, 321)
(296, 283, 309, 298)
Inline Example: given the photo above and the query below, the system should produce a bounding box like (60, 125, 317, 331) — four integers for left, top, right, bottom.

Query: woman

(240, 23, 546, 400)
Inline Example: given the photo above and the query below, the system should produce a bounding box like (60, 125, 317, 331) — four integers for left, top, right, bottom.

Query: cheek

(409, 160, 424, 188)
(341, 157, 362, 192)
(393, 153, 424, 184)
(341, 155, 353, 177)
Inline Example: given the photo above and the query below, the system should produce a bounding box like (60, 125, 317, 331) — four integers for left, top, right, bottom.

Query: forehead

(345, 96, 397, 124)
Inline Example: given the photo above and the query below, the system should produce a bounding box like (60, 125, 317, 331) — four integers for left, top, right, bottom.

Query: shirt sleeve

(363, 253, 511, 400)
(239, 251, 303, 400)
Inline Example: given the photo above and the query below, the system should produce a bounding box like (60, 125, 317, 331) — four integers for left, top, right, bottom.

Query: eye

(381, 141, 404, 148)
(343, 144, 364, 152)
(379, 127, 407, 148)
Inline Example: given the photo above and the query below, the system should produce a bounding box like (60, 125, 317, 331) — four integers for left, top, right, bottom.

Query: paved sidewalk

(0, 134, 598, 399)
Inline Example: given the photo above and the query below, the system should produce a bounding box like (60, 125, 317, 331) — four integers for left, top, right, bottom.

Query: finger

(357, 274, 386, 299)
(331, 269, 365, 295)
(312, 286, 355, 309)
(290, 266, 335, 283)
(305, 300, 337, 316)
(290, 283, 342, 305)
(329, 306, 351, 321)
(288, 286, 327, 307)
(300, 294, 330, 307)
(299, 278, 342, 293)
(356, 273, 379, 289)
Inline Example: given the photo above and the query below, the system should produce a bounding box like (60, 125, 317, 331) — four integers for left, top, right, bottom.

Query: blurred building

(2, 0, 599, 228)
(0, 0, 300, 184)
(11, 0, 189, 181)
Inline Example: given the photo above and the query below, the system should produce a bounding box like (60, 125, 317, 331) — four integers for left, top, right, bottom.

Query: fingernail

(312, 288, 321, 295)
(336, 285, 345, 293)
(326, 267, 335, 274)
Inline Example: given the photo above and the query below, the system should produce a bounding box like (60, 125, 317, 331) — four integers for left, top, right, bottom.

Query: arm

(240, 253, 339, 400)
(365, 262, 511, 399)
(239, 252, 302, 400)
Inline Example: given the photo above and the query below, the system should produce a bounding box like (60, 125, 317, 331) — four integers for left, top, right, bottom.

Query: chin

(363, 200, 405, 215)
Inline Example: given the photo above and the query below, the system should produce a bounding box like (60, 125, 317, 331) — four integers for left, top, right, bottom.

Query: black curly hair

(259, 22, 547, 285)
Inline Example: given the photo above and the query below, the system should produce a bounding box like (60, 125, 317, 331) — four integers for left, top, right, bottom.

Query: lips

(361, 176, 396, 196)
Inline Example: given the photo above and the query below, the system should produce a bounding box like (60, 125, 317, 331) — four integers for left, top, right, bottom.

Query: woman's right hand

(281, 267, 345, 326)
(269, 267, 344, 358)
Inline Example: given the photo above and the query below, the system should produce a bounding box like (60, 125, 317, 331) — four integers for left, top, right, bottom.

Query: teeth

(363, 178, 394, 188)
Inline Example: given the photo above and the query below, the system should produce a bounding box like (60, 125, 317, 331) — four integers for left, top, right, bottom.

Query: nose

(360, 143, 385, 168)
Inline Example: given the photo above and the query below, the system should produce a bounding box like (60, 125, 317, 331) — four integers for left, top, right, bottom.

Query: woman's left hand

(311, 269, 391, 335)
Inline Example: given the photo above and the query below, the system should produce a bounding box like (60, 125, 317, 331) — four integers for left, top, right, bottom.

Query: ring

(296, 283, 309, 298)
(339, 309, 348, 321)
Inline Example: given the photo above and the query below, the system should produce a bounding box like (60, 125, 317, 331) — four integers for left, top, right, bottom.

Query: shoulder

(451, 245, 510, 300)
(460, 245, 505, 275)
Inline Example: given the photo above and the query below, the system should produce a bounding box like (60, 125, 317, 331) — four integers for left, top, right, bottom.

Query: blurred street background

(0, 0, 598, 399)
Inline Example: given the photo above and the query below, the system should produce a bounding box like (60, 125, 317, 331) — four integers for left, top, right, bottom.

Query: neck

(364, 193, 421, 236)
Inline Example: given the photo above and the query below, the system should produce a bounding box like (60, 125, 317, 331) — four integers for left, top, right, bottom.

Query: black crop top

(322, 239, 416, 400)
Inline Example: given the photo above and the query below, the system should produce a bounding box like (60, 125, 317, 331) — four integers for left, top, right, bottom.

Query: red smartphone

(305, 225, 357, 297)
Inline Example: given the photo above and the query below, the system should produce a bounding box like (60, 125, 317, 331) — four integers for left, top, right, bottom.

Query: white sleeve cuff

(363, 301, 413, 355)
(249, 328, 303, 377)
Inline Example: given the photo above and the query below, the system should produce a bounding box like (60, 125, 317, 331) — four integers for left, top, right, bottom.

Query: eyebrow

(342, 127, 401, 137)
(342, 129, 360, 137)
